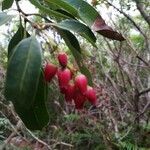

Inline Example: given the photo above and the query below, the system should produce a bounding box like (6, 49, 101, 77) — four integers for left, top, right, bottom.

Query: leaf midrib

(8, 37, 41, 106)
(19, 39, 32, 92)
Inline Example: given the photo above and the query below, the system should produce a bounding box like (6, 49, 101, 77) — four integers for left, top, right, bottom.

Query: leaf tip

(92, 16, 125, 41)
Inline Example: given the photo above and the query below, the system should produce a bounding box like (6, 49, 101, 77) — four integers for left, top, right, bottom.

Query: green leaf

(45, 0, 60, 10)
(45, 0, 76, 19)
(8, 24, 30, 59)
(67, 0, 98, 26)
(58, 29, 82, 64)
(45, 0, 97, 25)
(0, 12, 14, 26)
(31, 72, 49, 129)
(29, 0, 70, 19)
(16, 72, 49, 130)
(5, 36, 49, 130)
(54, 19, 96, 47)
(46, 0, 124, 41)
(45, 0, 78, 17)
(2, 0, 14, 10)
(67, 0, 125, 41)
(5, 36, 42, 110)
(55, 9, 76, 19)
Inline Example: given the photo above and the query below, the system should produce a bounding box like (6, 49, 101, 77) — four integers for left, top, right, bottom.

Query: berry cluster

(44, 52, 97, 109)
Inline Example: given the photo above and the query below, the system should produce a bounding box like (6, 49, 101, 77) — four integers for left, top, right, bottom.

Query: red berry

(75, 74, 88, 95)
(85, 86, 97, 106)
(57, 68, 72, 93)
(44, 63, 57, 82)
(64, 83, 75, 102)
(58, 52, 68, 68)
(73, 91, 86, 109)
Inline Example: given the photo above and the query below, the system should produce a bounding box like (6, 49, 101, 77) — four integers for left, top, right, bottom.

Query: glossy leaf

(45, 0, 125, 41)
(54, 19, 96, 47)
(2, 0, 14, 10)
(55, 9, 75, 19)
(58, 29, 82, 64)
(5, 36, 50, 130)
(0, 12, 13, 26)
(45, 0, 76, 19)
(8, 24, 30, 58)
(69, 0, 98, 26)
(45, 0, 77, 16)
(5, 36, 42, 110)
(29, 0, 70, 19)
(91, 16, 125, 41)
(16, 72, 49, 130)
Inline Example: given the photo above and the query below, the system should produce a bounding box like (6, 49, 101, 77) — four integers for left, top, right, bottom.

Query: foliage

(1, 0, 126, 130)
(0, 0, 150, 149)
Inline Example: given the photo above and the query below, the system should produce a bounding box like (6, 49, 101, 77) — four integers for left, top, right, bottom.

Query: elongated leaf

(45, 0, 124, 41)
(55, 9, 76, 19)
(54, 19, 96, 47)
(68, 0, 98, 26)
(8, 24, 30, 58)
(5, 36, 42, 109)
(33, 72, 49, 126)
(91, 16, 125, 41)
(45, 1, 76, 19)
(2, 0, 14, 10)
(45, 0, 77, 16)
(0, 12, 13, 26)
(29, 0, 70, 19)
(16, 72, 49, 130)
(58, 29, 82, 63)
(45, 0, 60, 10)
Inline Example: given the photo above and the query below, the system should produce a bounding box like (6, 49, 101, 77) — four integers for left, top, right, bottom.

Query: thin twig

(134, 0, 150, 26)
(25, 128, 52, 150)
(138, 87, 150, 96)
(104, 0, 146, 37)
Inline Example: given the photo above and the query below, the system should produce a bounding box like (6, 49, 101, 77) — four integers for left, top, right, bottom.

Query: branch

(25, 128, 52, 150)
(138, 87, 150, 96)
(134, 0, 150, 26)
(139, 101, 150, 116)
(15, 0, 53, 30)
(104, 0, 146, 38)
(126, 38, 150, 67)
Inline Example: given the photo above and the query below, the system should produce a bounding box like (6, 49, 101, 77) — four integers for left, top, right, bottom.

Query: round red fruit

(44, 63, 58, 82)
(64, 83, 75, 103)
(57, 68, 72, 93)
(85, 86, 97, 106)
(58, 52, 68, 68)
(75, 74, 88, 95)
(73, 91, 86, 109)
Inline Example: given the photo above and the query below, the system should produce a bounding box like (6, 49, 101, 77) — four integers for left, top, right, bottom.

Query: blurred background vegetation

(0, 0, 150, 149)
